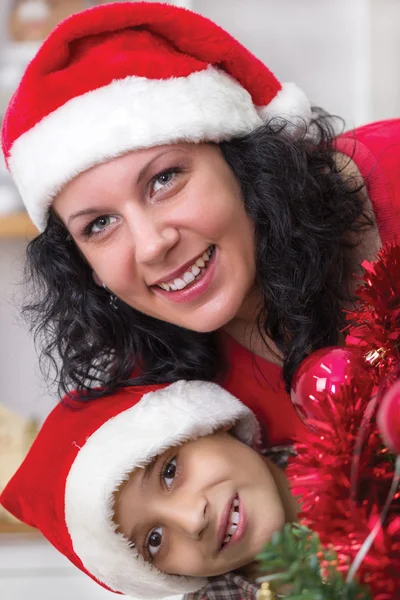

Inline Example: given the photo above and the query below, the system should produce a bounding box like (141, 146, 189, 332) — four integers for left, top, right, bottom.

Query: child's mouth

(218, 494, 248, 553)
(221, 495, 240, 549)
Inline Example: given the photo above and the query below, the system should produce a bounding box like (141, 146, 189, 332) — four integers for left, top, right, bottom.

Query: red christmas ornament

(286, 245, 400, 598)
(377, 378, 400, 455)
(291, 346, 374, 434)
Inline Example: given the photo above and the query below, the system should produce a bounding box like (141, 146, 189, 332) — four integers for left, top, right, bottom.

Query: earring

(102, 283, 119, 310)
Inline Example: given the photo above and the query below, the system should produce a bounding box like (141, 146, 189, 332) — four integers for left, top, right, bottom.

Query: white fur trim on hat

(257, 82, 312, 134)
(64, 380, 260, 599)
(8, 66, 310, 231)
(9, 67, 262, 231)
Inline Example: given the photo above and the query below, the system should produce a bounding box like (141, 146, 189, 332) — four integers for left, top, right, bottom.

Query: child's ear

(221, 424, 233, 433)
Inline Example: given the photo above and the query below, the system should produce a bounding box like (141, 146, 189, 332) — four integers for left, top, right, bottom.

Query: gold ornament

(256, 581, 276, 600)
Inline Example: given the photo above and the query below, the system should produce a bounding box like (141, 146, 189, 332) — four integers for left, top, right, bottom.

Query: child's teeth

(169, 283, 177, 291)
(223, 535, 230, 544)
(227, 524, 237, 536)
(160, 283, 170, 291)
(195, 258, 205, 268)
(202, 251, 209, 262)
(191, 265, 201, 276)
(231, 512, 239, 525)
(233, 498, 239, 508)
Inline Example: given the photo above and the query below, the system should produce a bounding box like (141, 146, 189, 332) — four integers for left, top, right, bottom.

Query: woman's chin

(180, 304, 243, 333)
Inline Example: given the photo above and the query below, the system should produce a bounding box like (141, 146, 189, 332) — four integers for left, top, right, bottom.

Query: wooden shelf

(0, 212, 38, 239)
(0, 519, 40, 537)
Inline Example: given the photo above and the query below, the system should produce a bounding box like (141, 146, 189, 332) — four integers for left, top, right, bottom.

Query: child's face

(114, 432, 287, 578)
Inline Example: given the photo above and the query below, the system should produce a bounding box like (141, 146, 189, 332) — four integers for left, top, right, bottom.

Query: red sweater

(220, 119, 400, 446)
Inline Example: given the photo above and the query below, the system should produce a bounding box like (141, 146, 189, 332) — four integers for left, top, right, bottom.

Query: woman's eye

(87, 215, 117, 235)
(162, 457, 177, 489)
(151, 170, 178, 195)
(147, 526, 163, 558)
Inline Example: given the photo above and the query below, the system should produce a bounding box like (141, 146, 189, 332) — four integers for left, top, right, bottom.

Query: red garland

(345, 243, 400, 379)
(286, 244, 400, 599)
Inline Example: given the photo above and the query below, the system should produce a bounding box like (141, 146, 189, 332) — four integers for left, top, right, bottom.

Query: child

(0, 381, 298, 599)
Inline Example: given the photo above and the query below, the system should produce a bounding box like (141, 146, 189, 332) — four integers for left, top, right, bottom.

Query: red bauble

(291, 346, 374, 433)
(377, 378, 400, 455)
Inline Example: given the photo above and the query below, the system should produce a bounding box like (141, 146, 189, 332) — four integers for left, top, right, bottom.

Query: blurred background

(0, 1, 399, 598)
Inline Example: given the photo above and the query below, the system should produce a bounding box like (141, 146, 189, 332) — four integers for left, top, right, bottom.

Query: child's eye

(162, 457, 177, 489)
(146, 526, 163, 558)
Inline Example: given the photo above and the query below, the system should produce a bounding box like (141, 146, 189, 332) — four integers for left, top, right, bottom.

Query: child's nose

(166, 494, 208, 539)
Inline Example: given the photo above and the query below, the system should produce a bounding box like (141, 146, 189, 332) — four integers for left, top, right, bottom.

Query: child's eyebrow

(128, 457, 159, 550)
(140, 455, 158, 490)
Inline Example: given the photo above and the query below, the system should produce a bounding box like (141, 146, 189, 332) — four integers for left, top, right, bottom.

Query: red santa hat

(1, 1, 311, 231)
(0, 380, 259, 598)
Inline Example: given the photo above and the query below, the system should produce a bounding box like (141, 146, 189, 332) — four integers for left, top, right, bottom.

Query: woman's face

(53, 143, 256, 332)
(113, 432, 287, 578)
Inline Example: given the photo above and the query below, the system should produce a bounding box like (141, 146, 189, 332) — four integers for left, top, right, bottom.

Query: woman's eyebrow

(68, 207, 103, 226)
(67, 148, 190, 225)
(136, 148, 189, 185)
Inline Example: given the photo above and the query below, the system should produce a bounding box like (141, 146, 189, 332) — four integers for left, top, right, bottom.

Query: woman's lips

(151, 248, 211, 286)
(152, 246, 217, 304)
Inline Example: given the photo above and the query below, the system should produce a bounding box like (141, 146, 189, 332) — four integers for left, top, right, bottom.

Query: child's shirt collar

(184, 570, 259, 600)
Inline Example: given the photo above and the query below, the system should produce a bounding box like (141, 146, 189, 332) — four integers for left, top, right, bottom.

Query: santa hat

(2, 1, 311, 231)
(0, 380, 259, 598)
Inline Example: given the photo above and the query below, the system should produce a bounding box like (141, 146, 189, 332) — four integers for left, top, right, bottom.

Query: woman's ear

(92, 271, 103, 287)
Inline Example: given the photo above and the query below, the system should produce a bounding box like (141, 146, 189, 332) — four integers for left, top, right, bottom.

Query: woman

(3, 2, 400, 445)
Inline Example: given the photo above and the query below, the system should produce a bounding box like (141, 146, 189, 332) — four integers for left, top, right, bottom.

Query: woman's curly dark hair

(23, 111, 373, 399)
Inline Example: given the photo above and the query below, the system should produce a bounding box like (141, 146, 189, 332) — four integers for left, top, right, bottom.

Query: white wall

(192, 0, 399, 128)
(0, 537, 119, 600)
(0, 240, 56, 420)
(370, 0, 400, 121)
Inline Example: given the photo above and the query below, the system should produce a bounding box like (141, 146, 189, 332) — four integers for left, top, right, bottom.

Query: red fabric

(220, 334, 309, 446)
(0, 384, 168, 593)
(336, 119, 400, 246)
(220, 119, 400, 447)
(2, 1, 281, 160)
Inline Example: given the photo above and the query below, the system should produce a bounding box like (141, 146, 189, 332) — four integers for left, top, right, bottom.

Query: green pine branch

(256, 523, 372, 600)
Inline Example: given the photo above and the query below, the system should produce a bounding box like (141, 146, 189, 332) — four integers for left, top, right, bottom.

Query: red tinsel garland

(286, 244, 400, 599)
(345, 243, 400, 378)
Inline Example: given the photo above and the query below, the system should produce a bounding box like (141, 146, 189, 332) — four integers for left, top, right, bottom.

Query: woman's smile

(54, 143, 257, 333)
(151, 245, 216, 304)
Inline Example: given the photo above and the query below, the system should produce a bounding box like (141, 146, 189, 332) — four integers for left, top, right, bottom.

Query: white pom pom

(257, 82, 312, 136)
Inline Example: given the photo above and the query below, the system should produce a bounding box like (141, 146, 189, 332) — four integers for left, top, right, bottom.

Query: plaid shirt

(184, 571, 260, 600)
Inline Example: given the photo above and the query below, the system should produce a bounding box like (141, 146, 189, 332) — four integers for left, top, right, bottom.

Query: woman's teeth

(158, 246, 214, 291)
(222, 497, 239, 547)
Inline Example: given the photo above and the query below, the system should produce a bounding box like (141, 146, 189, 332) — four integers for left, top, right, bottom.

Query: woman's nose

(128, 213, 179, 265)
